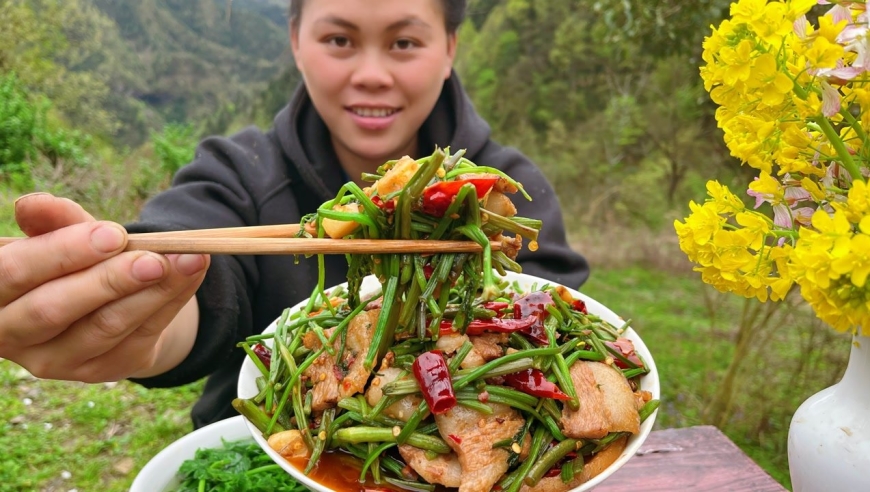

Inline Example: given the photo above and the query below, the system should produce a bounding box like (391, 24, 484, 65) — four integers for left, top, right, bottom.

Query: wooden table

(595, 426, 787, 491)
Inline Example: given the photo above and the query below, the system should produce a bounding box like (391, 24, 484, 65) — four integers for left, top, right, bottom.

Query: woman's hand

(0, 193, 210, 383)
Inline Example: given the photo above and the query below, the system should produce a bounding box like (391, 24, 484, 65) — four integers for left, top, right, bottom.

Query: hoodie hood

(271, 71, 492, 202)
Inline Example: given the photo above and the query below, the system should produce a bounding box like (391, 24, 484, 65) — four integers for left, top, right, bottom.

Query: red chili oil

(289, 450, 454, 492)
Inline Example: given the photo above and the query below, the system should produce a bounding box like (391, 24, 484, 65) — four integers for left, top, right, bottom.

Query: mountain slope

(88, 0, 291, 142)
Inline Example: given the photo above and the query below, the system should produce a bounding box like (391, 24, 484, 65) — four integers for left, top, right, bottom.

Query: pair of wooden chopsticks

(0, 224, 499, 255)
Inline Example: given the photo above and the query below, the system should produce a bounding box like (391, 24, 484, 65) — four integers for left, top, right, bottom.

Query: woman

(0, 0, 589, 427)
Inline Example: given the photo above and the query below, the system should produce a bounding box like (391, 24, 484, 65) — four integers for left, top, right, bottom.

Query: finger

(0, 250, 170, 348)
(129, 254, 211, 341)
(17, 254, 208, 382)
(74, 257, 209, 382)
(0, 221, 129, 306)
(14, 193, 95, 237)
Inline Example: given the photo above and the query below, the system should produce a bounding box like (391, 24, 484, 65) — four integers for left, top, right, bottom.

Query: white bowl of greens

(130, 415, 306, 491)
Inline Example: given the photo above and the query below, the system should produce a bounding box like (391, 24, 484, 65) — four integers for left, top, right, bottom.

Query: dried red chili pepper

(571, 299, 588, 314)
(512, 292, 556, 345)
(466, 316, 539, 336)
(412, 350, 457, 414)
(503, 368, 570, 401)
(482, 301, 510, 316)
(605, 338, 644, 369)
(513, 291, 554, 319)
(371, 196, 396, 212)
(252, 343, 272, 370)
(420, 177, 499, 217)
(439, 316, 539, 336)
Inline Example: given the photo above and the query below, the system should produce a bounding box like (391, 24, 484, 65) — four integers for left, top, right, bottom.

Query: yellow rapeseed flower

(831, 233, 870, 287)
(803, 36, 845, 69)
(687, 0, 870, 333)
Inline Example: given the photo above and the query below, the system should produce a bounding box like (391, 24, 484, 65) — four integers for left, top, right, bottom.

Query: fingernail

(175, 254, 207, 276)
(90, 224, 126, 253)
(13, 192, 51, 207)
(132, 254, 167, 282)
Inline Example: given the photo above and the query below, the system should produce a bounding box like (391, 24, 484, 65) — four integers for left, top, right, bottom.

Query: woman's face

(291, 0, 456, 165)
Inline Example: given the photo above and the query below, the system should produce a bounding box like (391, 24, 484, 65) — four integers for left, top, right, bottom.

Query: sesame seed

(511, 442, 522, 454)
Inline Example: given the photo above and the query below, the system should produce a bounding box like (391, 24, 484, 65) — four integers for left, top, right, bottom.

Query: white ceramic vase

(787, 333, 870, 492)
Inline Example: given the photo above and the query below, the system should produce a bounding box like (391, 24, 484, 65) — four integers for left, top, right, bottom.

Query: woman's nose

(350, 50, 393, 91)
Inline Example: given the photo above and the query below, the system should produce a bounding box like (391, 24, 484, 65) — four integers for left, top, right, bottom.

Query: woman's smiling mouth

(346, 106, 401, 130)
(348, 106, 399, 117)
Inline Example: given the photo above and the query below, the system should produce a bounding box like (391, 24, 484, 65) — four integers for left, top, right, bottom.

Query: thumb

(14, 193, 97, 237)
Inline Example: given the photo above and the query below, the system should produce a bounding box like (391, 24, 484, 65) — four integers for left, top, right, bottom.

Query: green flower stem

(359, 442, 395, 483)
(789, 76, 864, 182)
(232, 398, 284, 434)
(524, 438, 579, 487)
(503, 427, 550, 492)
(239, 342, 269, 379)
(563, 349, 606, 367)
(840, 107, 868, 143)
(337, 399, 407, 428)
(813, 116, 865, 182)
(459, 385, 539, 409)
(305, 407, 334, 473)
(333, 427, 452, 454)
(447, 341, 474, 373)
(395, 401, 429, 445)
(639, 399, 661, 422)
(381, 357, 543, 396)
(481, 208, 540, 241)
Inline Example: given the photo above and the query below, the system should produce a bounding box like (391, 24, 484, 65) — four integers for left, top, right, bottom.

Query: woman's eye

(328, 36, 351, 48)
(393, 38, 416, 50)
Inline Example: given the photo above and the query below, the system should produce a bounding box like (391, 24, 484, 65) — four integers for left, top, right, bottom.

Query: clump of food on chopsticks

(233, 147, 659, 492)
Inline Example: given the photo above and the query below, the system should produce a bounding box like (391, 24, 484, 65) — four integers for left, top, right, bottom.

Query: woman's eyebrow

(314, 15, 431, 32)
(386, 16, 432, 31)
(316, 15, 359, 30)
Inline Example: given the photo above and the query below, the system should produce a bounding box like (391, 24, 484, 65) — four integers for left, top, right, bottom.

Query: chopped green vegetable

(173, 439, 307, 492)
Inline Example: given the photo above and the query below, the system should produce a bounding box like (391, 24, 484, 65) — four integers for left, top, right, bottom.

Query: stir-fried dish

(234, 148, 659, 492)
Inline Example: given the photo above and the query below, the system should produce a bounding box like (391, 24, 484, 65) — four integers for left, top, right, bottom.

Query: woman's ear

(289, 20, 304, 74)
(444, 32, 458, 80)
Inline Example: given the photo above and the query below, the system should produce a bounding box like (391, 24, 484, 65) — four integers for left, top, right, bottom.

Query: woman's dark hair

(289, 0, 467, 33)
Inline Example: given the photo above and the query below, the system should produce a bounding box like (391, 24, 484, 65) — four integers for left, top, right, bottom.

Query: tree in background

(151, 123, 197, 179)
(0, 73, 91, 189)
(456, 0, 736, 228)
(0, 0, 122, 138)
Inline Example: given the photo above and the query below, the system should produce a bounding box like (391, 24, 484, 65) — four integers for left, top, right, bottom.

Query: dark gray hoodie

(128, 73, 590, 428)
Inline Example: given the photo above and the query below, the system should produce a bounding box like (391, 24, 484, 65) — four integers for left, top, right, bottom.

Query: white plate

(130, 415, 252, 492)
(237, 271, 660, 492)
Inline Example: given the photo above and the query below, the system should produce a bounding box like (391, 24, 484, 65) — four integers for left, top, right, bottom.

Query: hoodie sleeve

(478, 143, 591, 289)
(125, 129, 278, 388)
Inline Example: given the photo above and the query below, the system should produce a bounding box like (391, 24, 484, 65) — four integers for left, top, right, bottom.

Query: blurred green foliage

(456, 0, 740, 229)
(0, 72, 91, 189)
(151, 123, 197, 178)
